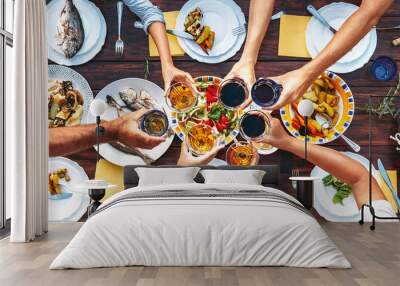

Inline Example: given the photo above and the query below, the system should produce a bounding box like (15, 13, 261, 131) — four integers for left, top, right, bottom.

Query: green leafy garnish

(323, 175, 352, 205)
(208, 104, 223, 121)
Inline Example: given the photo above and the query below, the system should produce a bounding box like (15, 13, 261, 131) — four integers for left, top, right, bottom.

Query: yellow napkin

(95, 159, 124, 201)
(149, 11, 185, 57)
(377, 170, 398, 213)
(278, 14, 311, 58)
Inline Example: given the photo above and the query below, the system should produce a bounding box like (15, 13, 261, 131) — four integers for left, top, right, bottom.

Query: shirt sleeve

(122, 0, 165, 34)
(360, 200, 398, 222)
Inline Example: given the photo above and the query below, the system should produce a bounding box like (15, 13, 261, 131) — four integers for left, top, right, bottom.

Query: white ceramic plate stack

(311, 152, 380, 222)
(47, 0, 107, 66)
(48, 64, 93, 125)
(48, 157, 90, 222)
(306, 2, 377, 73)
(176, 0, 246, 64)
(85, 78, 174, 166)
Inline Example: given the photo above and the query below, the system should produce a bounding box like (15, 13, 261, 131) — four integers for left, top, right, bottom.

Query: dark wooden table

(55, 0, 400, 196)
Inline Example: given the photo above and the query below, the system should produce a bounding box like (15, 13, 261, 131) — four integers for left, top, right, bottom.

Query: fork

(292, 169, 300, 177)
(291, 169, 300, 189)
(115, 1, 124, 56)
(232, 25, 246, 36)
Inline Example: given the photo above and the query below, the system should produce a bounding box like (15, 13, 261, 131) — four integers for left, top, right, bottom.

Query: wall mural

(46, 0, 400, 222)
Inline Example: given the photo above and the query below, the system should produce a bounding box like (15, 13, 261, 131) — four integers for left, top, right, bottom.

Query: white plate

(176, 0, 246, 64)
(47, 0, 107, 66)
(310, 3, 370, 64)
(85, 78, 174, 166)
(48, 64, 93, 125)
(311, 152, 379, 222)
(48, 157, 90, 222)
(306, 2, 377, 73)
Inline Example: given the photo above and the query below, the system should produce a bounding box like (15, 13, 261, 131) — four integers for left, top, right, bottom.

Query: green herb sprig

(358, 73, 400, 119)
(143, 57, 151, 80)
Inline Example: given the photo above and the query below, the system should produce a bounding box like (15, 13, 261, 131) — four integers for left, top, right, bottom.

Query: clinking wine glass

(226, 141, 259, 166)
(165, 82, 198, 113)
(185, 123, 217, 156)
(251, 78, 282, 108)
(217, 78, 249, 110)
(239, 110, 272, 142)
(139, 109, 169, 137)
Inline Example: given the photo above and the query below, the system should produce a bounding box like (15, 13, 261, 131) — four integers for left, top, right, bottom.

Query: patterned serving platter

(168, 76, 242, 146)
(280, 71, 354, 144)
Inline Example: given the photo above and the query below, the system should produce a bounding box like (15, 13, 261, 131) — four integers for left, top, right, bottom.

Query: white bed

(50, 183, 351, 269)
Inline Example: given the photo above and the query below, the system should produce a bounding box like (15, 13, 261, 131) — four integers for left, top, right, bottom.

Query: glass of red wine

(251, 78, 282, 108)
(239, 110, 272, 142)
(217, 78, 249, 110)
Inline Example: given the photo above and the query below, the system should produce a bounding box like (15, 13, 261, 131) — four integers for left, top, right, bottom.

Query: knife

(306, 4, 337, 34)
(166, 29, 195, 40)
(377, 158, 400, 210)
(133, 21, 194, 40)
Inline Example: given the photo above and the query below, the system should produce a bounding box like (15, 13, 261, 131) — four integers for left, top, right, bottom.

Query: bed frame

(124, 165, 280, 190)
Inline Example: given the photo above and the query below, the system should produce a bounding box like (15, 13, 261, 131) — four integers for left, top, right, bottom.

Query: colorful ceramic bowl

(280, 71, 354, 144)
(168, 76, 243, 146)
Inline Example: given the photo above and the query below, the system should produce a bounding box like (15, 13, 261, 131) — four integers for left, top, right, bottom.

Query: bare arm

(148, 22, 174, 72)
(269, 0, 394, 110)
(148, 22, 195, 92)
(264, 119, 385, 208)
(304, 0, 394, 80)
(49, 123, 106, 157)
(225, 0, 275, 87)
(123, 0, 195, 91)
(241, 0, 275, 65)
(49, 110, 165, 157)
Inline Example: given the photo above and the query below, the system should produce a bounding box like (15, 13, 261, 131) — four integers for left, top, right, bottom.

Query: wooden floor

(0, 222, 399, 286)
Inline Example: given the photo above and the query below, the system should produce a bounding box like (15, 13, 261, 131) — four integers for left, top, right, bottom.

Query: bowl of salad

(168, 76, 242, 145)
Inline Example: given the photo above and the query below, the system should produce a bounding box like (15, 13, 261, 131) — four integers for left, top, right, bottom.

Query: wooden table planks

(51, 0, 400, 195)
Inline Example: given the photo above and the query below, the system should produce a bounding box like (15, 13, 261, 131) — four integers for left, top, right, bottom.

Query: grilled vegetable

(184, 8, 216, 53)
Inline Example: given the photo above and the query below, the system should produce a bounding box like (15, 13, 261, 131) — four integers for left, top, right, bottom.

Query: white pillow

(200, 170, 266, 185)
(135, 167, 200, 186)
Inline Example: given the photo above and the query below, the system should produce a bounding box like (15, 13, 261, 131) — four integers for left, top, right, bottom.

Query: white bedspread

(50, 183, 351, 269)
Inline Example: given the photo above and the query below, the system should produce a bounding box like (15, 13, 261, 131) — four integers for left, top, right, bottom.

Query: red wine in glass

(218, 78, 249, 110)
(239, 110, 271, 141)
(251, 78, 282, 108)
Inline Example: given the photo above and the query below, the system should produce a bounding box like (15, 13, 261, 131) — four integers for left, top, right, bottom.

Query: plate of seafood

(48, 157, 89, 222)
(48, 64, 93, 127)
(176, 0, 246, 63)
(280, 71, 354, 144)
(47, 0, 107, 66)
(85, 78, 175, 166)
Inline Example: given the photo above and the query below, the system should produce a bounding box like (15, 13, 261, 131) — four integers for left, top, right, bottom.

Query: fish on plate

(105, 88, 166, 164)
(56, 0, 84, 58)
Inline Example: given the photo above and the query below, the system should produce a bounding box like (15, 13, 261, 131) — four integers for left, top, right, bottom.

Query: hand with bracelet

(49, 109, 165, 157)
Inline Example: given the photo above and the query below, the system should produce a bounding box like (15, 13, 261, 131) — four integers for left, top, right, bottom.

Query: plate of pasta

(280, 71, 354, 144)
(48, 65, 93, 128)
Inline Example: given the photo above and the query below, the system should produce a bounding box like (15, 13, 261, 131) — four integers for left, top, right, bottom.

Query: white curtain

(7, 0, 48, 242)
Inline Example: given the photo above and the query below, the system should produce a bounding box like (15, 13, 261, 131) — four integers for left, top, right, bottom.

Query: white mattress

(50, 183, 351, 269)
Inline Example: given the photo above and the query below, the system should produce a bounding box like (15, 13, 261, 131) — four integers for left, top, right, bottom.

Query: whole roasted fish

(56, 0, 84, 58)
(119, 88, 159, 111)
